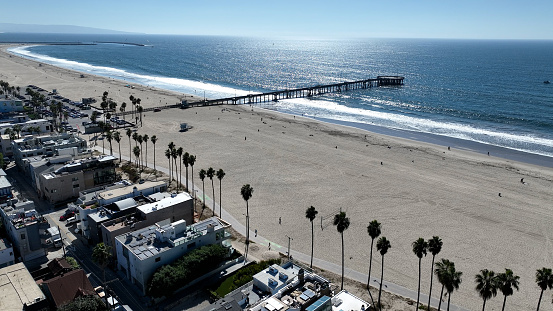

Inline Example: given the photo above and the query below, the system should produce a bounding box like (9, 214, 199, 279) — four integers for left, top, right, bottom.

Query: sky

(2, 0, 553, 40)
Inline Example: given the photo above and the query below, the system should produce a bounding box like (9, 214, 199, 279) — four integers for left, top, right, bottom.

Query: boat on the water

(544, 80, 551, 84)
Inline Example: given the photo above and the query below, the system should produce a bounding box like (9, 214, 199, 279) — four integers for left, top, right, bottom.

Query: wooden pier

(120, 76, 404, 114)
(187, 76, 404, 107)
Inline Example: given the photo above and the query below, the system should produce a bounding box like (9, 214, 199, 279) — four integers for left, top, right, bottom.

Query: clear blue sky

(3, 0, 553, 39)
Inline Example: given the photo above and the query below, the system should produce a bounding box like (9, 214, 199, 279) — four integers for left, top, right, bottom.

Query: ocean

(2, 33, 553, 162)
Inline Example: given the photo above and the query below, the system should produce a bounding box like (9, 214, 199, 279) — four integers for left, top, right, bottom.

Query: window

(155, 257, 161, 262)
(73, 184, 79, 188)
(72, 177, 78, 181)
(21, 233, 25, 240)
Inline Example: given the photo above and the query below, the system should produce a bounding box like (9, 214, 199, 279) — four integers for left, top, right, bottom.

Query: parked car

(59, 211, 75, 221)
(66, 216, 79, 225)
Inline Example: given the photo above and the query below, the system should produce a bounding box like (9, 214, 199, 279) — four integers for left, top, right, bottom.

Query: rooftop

(0, 263, 47, 309)
(330, 290, 370, 311)
(117, 217, 230, 261)
(99, 180, 167, 201)
(137, 192, 192, 215)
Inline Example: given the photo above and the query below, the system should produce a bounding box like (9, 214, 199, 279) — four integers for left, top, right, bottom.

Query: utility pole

(285, 235, 293, 260)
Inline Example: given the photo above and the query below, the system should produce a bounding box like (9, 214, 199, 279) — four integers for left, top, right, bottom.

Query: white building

(248, 262, 332, 311)
(330, 290, 370, 311)
(115, 217, 232, 294)
(0, 201, 50, 262)
(11, 133, 87, 171)
(0, 238, 15, 268)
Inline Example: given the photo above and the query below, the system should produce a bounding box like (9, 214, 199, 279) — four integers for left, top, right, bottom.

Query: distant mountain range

(0, 23, 140, 34)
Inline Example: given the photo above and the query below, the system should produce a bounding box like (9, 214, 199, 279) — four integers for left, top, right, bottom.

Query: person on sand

(279, 217, 282, 225)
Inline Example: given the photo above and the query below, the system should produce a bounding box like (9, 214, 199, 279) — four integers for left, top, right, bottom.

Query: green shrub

(148, 244, 230, 297)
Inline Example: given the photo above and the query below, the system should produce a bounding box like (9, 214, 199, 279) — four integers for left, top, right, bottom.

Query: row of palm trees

(302, 206, 553, 310)
(0, 80, 21, 96)
(99, 131, 230, 220)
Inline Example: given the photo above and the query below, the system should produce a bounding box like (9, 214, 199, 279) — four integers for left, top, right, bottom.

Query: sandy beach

(2, 45, 553, 310)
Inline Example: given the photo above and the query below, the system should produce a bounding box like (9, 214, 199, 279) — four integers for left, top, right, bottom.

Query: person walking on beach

(279, 217, 282, 225)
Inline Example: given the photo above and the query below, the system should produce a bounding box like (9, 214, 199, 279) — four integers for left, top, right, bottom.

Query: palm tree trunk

(438, 285, 444, 311)
(219, 179, 222, 218)
(416, 258, 421, 310)
(367, 239, 374, 288)
(447, 293, 451, 311)
(378, 255, 384, 310)
(310, 220, 314, 268)
(211, 179, 215, 217)
(185, 167, 189, 191)
(537, 289, 544, 311)
(501, 295, 507, 311)
(341, 232, 345, 290)
(428, 255, 436, 310)
(482, 298, 486, 311)
(128, 139, 131, 164)
(153, 148, 156, 171)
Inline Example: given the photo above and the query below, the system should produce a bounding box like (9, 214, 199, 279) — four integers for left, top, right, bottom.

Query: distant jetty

(0, 41, 146, 47)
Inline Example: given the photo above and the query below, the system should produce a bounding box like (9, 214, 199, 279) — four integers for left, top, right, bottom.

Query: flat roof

(117, 217, 226, 260)
(99, 180, 166, 200)
(0, 263, 46, 309)
(0, 176, 11, 189)
(331, 290, 370, 311)
(137, 192, 191, 214)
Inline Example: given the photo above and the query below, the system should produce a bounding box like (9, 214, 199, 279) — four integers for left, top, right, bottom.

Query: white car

(66, 216, 79, 225)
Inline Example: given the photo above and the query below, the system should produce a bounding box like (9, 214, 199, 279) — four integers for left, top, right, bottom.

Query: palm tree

(367, 220, 381, 289)
(137, 135, 144, 169)
(126, 128, 132, 164)
(137, 105, 143, 126)
(150, 135, 158, 171)
(427, 236, 443, 310)
(240, 184, 253, 258)
(183, 153, 190, 190)
(333, 211, 350, 291)
(165, 149, 172, 182)
(92, 242, 112, 284)
(496, 269, 519, 311)
(435, 259, 453, 311)
(113, 131, 121, 162)
(376, 236, 391, 310)
(132, 132, 138, 148)
(120, 102, 126, 120)
(143, 134, 149, 168)
(206, 167, 215, 216)
(105, 131, 113, 155)
(189, 155, 196, 196)
(216, 168, 225, 218)
(199, 169, 207, 214)
(475, 269, 498, 311)
(305, 206, 318, 268)
(133, 146, 141, 168)
(177, 147, 183, 192)
(445, 263, 462, 311)
(412, 237, 428, 310)
(171, 148, 178, 185)
(535, 267, 553, 311)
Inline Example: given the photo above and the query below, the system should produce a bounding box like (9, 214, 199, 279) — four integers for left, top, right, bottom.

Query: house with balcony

(0, 200, 50, 262)
(115, 216, 232, 294)
(37, 155, 117, 204)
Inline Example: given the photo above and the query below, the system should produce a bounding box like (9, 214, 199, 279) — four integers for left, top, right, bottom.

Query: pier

(185, 76, 404, 108)
(120, 76, 404, 114)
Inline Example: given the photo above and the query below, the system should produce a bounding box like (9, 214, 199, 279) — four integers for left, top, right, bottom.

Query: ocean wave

(273, 97, 553, 157)
(7, 46, 251, 100)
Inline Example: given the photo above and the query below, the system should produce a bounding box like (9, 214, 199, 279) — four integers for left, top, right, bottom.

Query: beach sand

(2, 45, 553, 310)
